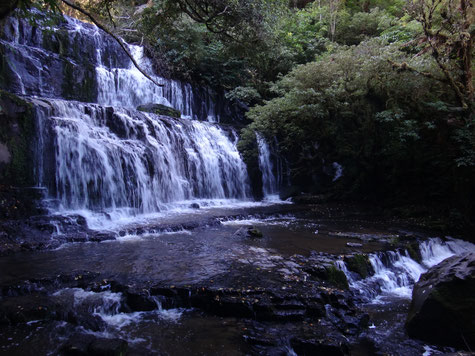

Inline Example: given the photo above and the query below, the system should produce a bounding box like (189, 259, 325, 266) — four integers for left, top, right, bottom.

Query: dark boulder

(406, 252, 475, 350)
(137, 103, 181, 118)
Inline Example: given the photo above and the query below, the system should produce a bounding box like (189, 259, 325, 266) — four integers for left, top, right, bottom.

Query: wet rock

(0, 294, 58, 324)
(89, 232, 116, 242)
(189, 203, 200, 209)
(344, 254, 373, 279)
(325, 265, 349, 290)
(290, 336, 349, 356)
(124, 289, 157, 312)
(137, 103, 181, 118)
(60, 333, 97, 355)
(406, 252, 475, 350)
(88, 338, 128, 356)
(233, 226, 263, 238)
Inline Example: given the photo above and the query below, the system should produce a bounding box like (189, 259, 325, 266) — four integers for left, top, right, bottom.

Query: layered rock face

(406, 252, 475, 350)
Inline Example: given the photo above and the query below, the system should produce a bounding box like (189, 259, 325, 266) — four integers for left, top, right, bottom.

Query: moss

(0, 45, 16, 92)
(346, 254, 371, 278)
(61, 61, 97, 103)
(248, 228, 263, 238)
(42, 29, 70, 56)
(0, 90, 35, 186)
(137, 103, 181, 118)
(406, 242, 422, 263)
(326, 265, 349, 290)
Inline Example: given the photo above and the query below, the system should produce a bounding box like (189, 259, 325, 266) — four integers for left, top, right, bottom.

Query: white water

(35, 99, 250, 216)
(54, 288, 184, 331)
(338, 237, 475, 302)
(256, 132, 279, 199)
(61, 15, 220, 121)
(332, 162, 343, 182)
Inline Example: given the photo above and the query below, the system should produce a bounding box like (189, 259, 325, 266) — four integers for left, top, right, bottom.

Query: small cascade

(337, 237, 475, 302)
(256, 133, 279, 199)
(54, 288, 183, 331)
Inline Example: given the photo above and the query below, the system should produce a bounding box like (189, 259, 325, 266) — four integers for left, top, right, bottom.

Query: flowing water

(256, 132, 279, 200)
(337, 237, 475, 302)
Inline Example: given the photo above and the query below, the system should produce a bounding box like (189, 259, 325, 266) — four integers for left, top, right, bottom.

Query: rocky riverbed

(1, 202, 474, 355)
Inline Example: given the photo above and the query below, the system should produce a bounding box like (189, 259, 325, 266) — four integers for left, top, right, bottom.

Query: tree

(407, 0, 474, 113)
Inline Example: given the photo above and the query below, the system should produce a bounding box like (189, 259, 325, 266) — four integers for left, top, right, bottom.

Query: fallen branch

(60, 0, 163, 87)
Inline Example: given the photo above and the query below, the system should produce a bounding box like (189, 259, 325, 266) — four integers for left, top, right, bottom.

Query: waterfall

(337, 238, 475, 302)
(256, 133, 279, 199)
(34, 98, 250, 215)
(1, 13, 252, 224)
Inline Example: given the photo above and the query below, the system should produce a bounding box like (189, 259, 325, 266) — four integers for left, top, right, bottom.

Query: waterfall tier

(0, 14, 243, 123)
(34, 98, 250, 214)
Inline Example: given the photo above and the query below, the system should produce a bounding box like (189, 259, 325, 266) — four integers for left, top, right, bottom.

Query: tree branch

(387, 59, 445, 82)
(60, 0, 163, 87)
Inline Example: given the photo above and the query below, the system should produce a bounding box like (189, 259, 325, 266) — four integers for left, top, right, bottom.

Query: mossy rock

(137, 103, 181, 119)
(344, 254, 373, 278)
(248, 228, 263, 238)
(406, 242, 422, 263)
(326, 265, 349, 290)
(0, 90, 35, 187)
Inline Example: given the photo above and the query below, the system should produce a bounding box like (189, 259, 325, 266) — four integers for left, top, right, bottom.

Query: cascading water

(338, 237, 475, 302)
(256, 132, 279, 200)
(1, 13, 251, 226)
(35, 99, 249, 213)
(0, 14, 228, 122)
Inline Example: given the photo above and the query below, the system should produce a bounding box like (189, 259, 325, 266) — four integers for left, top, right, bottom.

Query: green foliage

(241, 35, 473, 208)
(225, 86, 261, 106)
(335, 8, 395, 45)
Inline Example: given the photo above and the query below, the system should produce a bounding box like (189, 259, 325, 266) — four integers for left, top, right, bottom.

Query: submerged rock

(137, 103, 181, 118)
(233, 226, 264, 238)
(406, 252, 475, 350)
